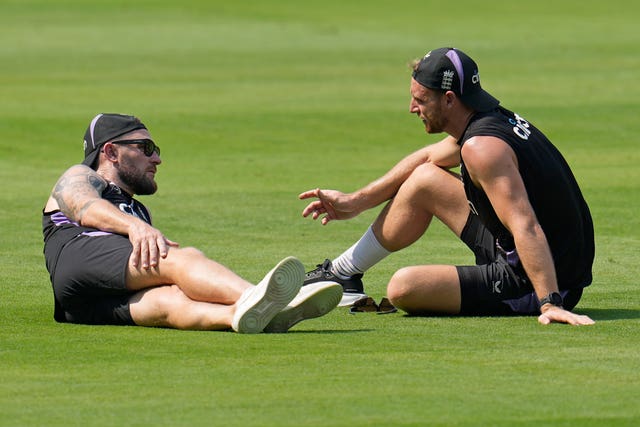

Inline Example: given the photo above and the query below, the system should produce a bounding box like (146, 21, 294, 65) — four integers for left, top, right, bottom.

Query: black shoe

(304, 259, 367, 307)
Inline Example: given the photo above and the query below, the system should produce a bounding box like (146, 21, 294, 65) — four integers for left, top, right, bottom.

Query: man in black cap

(300, 47, 595, 325)
(43, 113, 342, 333)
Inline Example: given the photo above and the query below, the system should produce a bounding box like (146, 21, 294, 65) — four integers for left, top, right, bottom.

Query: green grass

(1, 1, 639, 426)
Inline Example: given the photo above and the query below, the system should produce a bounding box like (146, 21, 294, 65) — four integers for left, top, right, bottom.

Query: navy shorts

(456, 214, 582, 316)
(51, 232, 135, 325)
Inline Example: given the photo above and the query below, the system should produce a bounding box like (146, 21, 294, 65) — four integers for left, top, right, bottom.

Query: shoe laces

(304, 259, 333, 280)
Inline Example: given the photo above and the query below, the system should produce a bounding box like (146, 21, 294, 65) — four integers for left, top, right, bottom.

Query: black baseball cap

(82, 113, 147, 169)
(412, 47, 499, 112)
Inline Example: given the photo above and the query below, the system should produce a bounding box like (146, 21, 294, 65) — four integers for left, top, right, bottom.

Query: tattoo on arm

(88, 173, 107, 192)
(52, 167, 108, 222)
(77, 198, 101, 221)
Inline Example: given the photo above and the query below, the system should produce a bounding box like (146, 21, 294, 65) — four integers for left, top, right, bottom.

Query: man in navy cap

(43, 113, 342, 333)
(301, 48, 595, 325)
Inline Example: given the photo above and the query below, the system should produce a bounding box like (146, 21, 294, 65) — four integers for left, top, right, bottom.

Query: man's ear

(444, 90, 457, 107)
(102, 143, 118, 162)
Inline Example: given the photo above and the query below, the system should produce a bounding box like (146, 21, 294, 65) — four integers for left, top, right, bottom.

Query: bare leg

(125, 246, 251, 304)
(128, 256, 306, 332)
(375, 164, 470, 314)
(330, 164, 471, 279)
(373, 163, 470, 250)
(387, 265, 461, 314)
(129, 285, 234, 330)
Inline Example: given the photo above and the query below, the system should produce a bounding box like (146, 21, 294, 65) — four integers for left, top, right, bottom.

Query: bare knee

(130, 285, 190, 327)
(386, 267, 419, 311)
(161, 245, 209, 277)
(387, 265, 461, 315)
(169, 246, 207, 263)
(404, 163, 448, 195)
(393, 163, 466, 224)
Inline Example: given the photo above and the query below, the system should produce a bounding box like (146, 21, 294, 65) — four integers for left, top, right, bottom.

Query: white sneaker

(263, 281, 343, 333)
(232, 256, 304, 334)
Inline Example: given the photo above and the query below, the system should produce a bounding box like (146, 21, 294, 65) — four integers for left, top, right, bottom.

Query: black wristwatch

(539, 292, 563, 308)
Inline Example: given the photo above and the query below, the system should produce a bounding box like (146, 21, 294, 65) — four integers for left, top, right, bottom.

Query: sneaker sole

(263, 282, 343, 333)
(233, 256, 304, 334)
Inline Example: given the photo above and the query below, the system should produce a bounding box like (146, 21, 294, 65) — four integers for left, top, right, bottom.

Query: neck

(446, 108, 476, 140)
(97, 169, 134, 197)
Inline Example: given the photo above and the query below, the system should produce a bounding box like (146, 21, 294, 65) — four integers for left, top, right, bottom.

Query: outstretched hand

(537, 305, 595, 326)
(128, 219, 179, 269)
(299, 188, 361, 225)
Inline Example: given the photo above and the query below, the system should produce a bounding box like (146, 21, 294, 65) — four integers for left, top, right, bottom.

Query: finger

(156, 236, 168, 259)
(311, 208, 326, 220)
(148, 238, 160, 267)
(302, 201, 322, 217)
(130, 243, 140, 268)
(537, 313, 551, 325)
(571, 314, 595, 326)
(298, 189, 319, 200)
(140, 240, 150, 269)
(165, 237, 180, 248)
(580, 315, 595, 325)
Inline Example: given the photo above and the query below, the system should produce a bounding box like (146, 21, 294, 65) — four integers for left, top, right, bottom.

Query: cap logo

(441, 70, 454, 90)
(472, 72, 480, 84)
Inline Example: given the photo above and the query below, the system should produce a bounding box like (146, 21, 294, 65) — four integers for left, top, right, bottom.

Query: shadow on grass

(575, 308, 640, 321)
(276, 329, 374, 334)
(394, 308, 640, 321)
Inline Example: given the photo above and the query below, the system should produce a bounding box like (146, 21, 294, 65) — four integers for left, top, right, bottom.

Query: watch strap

(539, 292, 563, 307)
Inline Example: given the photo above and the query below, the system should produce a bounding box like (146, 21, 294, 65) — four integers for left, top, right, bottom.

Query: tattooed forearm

(52, 167, 107, 222)
(76, 198, 101, 222)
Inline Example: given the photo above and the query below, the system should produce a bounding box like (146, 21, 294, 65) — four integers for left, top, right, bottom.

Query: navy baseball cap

(82, 113, 147, 170)
(412, 47, 499, 112)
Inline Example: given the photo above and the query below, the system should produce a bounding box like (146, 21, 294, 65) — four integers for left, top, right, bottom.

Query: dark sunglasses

(349, 296, 397, 314)
(111, 138, 160, 157)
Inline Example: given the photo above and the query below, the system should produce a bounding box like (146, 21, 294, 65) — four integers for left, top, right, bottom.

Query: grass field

(1, 1, 639, 426)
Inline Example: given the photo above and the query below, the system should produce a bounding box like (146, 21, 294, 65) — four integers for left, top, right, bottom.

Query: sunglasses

(349, 296, 397, 314)
(111, 138, 160, 157)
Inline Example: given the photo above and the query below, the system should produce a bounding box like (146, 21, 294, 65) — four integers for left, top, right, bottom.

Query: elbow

(75, 199, 102, 226)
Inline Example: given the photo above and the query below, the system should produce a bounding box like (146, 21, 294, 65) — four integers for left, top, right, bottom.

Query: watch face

(551, 293, 563, 306)
(541, 292, 563, 307)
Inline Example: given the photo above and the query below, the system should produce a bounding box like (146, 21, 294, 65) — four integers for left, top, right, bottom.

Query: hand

(127, 219, 179, 269)
(537, 305, 595, 326)
(299, 188, 361, 225)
